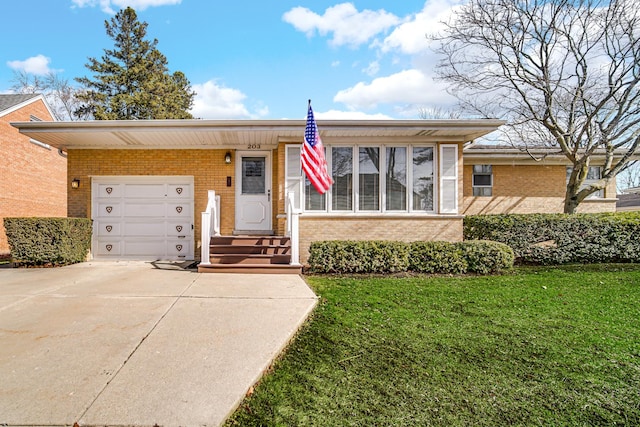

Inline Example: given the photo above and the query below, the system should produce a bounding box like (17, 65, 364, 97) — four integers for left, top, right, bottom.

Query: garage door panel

(96, 184, 122, 198)
(123, 203, 166, 217)
(124, 184, 167, 198)
(92, 177, 194, 261)
(168, 221, 192, 237)
(96, 202, 122, 217)
(96, 222, 122, 237)
(95, 240, 122, 256)
(167, 203, 191, 217)
(123, 240, 168, 257)
(122, 221, 166, 236)
(168, 184, 192, 199)
(167, 240, 190, 258)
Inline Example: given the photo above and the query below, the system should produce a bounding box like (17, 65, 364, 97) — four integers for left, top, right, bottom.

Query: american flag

(302, 101, 333, 194)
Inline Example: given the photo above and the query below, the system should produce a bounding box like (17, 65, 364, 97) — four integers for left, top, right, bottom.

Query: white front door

(235, 151, 272, 232)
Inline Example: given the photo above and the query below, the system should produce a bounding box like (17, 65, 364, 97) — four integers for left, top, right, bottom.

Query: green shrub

(4, 217, 92, 266)
(464, 212, 640, 265)
(308, 240, 409, 274)
(308, 240, 514, 274)
(459, 240, 515, 274)
(409, 241, 466, 274)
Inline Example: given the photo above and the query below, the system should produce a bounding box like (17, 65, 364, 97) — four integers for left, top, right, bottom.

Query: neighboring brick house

(0, 94, 65, 255)
(11, 119, 623, 270)
(463, 144, 618, 214)
(617, 186, 640, 212)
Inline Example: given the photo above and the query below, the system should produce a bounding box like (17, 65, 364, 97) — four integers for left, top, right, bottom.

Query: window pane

(587, 166, 601, 180)
(359, 147, 379, 210)
(332, 147, 353, 210)
(286, 146, 301, 178)
(473, 187, 492, 196)
(473, 174, 492, 186)
(473, 164, 492, 174)
(412, 147, 434, 211)
(305, 177, 326, 210)
(386, 147, 407, 211)
(241, 157, 265, 194)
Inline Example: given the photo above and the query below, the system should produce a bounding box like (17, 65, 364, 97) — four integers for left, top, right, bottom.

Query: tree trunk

(563, 194, 580, 214)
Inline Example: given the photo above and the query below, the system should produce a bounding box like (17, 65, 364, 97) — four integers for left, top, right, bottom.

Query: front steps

(198, 235, 302, 274)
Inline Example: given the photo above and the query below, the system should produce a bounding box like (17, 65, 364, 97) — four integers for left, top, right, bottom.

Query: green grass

(226, 265, 640, 426)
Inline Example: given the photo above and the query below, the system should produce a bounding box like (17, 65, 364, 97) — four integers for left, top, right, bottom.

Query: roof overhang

(463, 145, 639, 165)
(11, 119, 505, 151)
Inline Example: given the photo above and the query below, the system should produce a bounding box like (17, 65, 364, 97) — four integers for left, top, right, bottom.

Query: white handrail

(200, 190, 221, 265)
(286, 191, 301, 266)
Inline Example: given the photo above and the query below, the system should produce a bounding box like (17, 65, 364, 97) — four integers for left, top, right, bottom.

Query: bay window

(286, 143, 457, 214)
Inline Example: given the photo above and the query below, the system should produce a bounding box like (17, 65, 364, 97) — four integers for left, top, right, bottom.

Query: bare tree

(433, 0, 640, 213)
(617, 161, 640, 192)
(10, 71, 86, 121)
(417, 105, 462, 120)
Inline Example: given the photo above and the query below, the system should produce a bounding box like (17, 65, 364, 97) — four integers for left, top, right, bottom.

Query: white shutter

(439, 145, 458, 214)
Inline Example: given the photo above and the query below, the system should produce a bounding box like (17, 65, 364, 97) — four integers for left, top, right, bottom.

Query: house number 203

(247, 144, 261, 149)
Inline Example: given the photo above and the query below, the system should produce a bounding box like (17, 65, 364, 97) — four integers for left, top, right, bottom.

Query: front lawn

(227, 265, 640, 426)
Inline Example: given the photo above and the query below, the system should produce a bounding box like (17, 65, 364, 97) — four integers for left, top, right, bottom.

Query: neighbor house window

(286, 143, 458, 214)
(566, 166, 604, 198)
(472, 165, 493, 196)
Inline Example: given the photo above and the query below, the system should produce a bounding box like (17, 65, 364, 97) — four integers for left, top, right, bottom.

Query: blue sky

(1, 0, 463, 120)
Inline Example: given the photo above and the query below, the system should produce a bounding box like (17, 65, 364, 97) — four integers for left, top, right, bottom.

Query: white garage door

(92, 176, 194, 261)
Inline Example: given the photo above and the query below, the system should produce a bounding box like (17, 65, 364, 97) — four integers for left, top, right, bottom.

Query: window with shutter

(439, 145, 458, 214)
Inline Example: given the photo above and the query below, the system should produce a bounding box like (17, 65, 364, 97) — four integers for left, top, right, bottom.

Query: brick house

(463, 144, 618, 215)
(11, 118, 620, 271)
(0, 94, 64, 255)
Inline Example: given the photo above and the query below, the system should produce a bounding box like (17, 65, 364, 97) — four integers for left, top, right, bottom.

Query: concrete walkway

(0, 261, 318, 426)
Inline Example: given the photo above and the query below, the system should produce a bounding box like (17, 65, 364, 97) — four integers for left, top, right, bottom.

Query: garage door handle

(178, 235, 186, 238)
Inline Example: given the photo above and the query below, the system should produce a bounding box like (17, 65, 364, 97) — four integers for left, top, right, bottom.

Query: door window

(242, 157, 266, 194)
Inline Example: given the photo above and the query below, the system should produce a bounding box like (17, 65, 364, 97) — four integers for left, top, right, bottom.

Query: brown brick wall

(462, 164, 617, 214)
(67, 149, 239, 253)
(0, 100, 65, 254)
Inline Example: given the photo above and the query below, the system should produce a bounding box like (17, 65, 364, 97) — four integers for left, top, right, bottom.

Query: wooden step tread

(210, 254, 291, 265)
(198, 263, 302, 274)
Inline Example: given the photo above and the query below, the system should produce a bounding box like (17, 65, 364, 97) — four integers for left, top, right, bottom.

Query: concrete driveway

(0, 261, 317, 426)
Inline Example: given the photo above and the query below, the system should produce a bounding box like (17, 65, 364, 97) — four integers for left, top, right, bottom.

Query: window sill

(299, 212, 464, 219)
(581, 198, 617, 203)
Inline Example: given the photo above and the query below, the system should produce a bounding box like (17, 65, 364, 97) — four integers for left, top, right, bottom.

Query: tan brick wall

(462, 164, 617, 214)
(298, 216, 463, 264)
(67, 149, 239, 254)
(0, 100, 65, 254)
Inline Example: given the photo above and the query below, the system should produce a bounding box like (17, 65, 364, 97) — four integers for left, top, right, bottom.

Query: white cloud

(378, 0, 464, 55)
(333, 69, 455, 110)
(363, 60, 380, 76)
(7, 55, 54, 75)
(71, 0, 181, 14)
(190, 79, 268, 119)
(282, 3, 400, 48)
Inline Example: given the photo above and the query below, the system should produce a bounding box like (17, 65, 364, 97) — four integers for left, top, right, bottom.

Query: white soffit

(11, 119, 505, 150)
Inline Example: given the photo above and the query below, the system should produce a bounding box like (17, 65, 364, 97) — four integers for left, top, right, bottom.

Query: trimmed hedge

(308, 240, 514, 274)
(308, 241, 410, 274)
(4, 217, 92, 267)
(464, 212, 640, 265)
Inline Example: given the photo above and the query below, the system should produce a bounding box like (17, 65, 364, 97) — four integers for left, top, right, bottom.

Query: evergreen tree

(75, 7, 195, 120)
